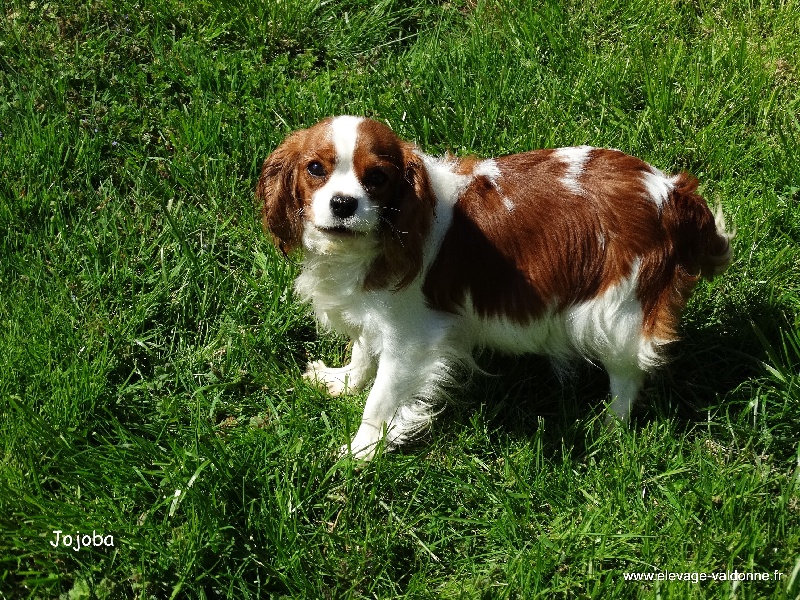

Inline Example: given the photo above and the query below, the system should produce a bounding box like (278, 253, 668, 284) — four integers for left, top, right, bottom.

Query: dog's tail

(669, 173, 735, 280)
(640, 173, 734, 342)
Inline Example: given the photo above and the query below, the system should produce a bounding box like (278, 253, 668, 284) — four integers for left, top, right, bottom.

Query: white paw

(339, 427, 384, 461)
(303, 360, 349, 396)
(338, 443, 377, 461)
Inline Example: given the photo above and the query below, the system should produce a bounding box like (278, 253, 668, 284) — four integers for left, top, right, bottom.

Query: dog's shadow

(424, 295, 787, 460)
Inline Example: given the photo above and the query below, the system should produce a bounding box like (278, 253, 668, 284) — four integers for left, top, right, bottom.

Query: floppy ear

(365, 143, 436, 291)
(256, 131, 305, 254)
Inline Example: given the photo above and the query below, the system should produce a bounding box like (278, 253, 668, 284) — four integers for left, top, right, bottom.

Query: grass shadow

(423, 291, 793, 462)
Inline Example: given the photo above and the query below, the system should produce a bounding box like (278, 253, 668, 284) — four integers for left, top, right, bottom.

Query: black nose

(330, 195, 358, 219)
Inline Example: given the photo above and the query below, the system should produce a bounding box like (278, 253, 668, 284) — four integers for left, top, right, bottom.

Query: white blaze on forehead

(555, 145, 593, 195)
(323, 116, 366, 194)
(310, 116, 377, 232)
(641, 168, 675, 208)
(330, 116, 364, 171)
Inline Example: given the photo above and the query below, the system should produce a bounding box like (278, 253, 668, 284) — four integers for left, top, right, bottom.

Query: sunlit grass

(1, 0, 798, 597)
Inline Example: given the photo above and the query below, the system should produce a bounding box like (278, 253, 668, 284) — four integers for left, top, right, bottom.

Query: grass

(1, 0, 799, 597)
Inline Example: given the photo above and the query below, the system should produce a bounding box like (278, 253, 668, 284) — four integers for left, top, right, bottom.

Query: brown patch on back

(454, 155, 481, 175)
(423, 149, 714, 339)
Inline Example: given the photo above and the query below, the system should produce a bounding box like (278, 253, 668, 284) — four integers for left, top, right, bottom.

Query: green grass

(1, 0, 799, 597)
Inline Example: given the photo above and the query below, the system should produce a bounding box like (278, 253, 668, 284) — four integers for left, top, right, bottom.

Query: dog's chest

(294, 258, 383, 337)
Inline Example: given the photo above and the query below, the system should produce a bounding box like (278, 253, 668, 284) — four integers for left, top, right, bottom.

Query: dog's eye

(307, 161, 326, 177)
(364, 169, 388, 188)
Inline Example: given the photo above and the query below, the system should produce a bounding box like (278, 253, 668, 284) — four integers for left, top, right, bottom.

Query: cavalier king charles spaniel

(257, 116, 733, 459)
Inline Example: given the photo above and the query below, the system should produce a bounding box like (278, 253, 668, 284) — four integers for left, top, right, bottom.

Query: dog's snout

(330, 195, 358, 219)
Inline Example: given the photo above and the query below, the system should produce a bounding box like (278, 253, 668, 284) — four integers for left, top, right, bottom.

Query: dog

(257, 115, 733, 459)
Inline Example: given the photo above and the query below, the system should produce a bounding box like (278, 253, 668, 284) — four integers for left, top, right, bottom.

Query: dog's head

(257, 116, 435, 290)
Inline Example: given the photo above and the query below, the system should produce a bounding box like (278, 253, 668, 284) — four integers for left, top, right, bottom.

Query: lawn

(1, 0, 799, 597)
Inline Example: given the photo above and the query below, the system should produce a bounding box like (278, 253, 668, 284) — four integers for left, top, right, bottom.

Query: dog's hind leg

(604, 363, 646, 424)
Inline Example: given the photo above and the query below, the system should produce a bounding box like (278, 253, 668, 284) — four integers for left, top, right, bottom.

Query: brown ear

(365, 143, 436, 291)
(256, 130, 305, 254)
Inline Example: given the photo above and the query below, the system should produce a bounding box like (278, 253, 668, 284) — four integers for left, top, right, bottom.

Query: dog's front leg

(342, 345, 433, 460)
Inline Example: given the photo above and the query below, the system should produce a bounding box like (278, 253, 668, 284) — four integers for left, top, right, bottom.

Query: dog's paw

(339, 443, 377, 462)
(303, 360, 350, 396)
(339, 429, 384, 461)
(302, 360, 328, 383)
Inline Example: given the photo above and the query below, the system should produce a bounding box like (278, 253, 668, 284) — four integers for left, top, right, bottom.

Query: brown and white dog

(257, 116, 733, 459)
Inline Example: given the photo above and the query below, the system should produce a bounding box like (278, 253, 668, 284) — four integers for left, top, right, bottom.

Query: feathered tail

(669, 173, 735, 280)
